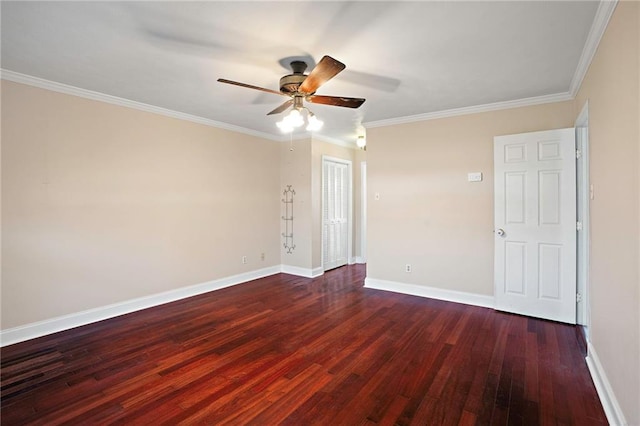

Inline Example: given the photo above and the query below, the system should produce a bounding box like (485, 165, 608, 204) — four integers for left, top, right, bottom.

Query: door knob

(496, 228, 505, 237)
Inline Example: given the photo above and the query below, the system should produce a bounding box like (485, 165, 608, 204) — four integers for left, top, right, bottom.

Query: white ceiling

(1, 1, 600, 144)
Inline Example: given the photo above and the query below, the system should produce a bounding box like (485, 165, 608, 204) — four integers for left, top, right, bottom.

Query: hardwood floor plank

(1, 265, 606, 425)
(458, 410, 478, 426)
(230, 364, 333, 425)
(377, 394, 410, 426)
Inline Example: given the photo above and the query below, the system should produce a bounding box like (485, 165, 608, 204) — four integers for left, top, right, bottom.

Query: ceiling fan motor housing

(280, 60, 309, 94)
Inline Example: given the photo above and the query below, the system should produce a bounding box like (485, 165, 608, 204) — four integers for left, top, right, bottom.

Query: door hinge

(576, 149, 582, 159)
(576, 221, 583, 231)
(576, 293, 583, 303)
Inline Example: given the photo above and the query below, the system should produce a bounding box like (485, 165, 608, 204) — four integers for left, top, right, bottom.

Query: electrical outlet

(242, 256, 247, 264)
(405, 264, 412, 273)
(260, 252, 265, 261)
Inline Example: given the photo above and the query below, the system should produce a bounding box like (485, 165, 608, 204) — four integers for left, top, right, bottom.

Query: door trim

(575, 101, 590, 331)
(360, 161, 367, 263)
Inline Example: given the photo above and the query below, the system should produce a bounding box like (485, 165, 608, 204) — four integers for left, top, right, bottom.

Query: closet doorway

(322, 156, 352, 271)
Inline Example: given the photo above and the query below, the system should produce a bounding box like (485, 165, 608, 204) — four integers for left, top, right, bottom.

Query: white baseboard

(364, 277, 495, 309)
(586, 342, 628, 426)
(280, 264, 324, 278)
(0, 265, 281, 347)
(355, 256, 367, 264)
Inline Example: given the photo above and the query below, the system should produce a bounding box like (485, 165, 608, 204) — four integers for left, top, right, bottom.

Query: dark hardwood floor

(1, 264, 606, 425)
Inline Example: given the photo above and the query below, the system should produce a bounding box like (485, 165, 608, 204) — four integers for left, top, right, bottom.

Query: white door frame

(360, 161, 367, 263)
(321, 155, 353, 270)
(575, 101, 590, 332)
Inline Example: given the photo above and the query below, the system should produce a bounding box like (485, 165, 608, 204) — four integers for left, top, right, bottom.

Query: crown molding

(0, 69, 282, 142)
(569, 0, 618, 96)
(363, 91, 573, 129)
(1, 69, 358, 148)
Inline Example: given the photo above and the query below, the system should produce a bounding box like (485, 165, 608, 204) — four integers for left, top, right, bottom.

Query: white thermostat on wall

(468, 172, 483, 182)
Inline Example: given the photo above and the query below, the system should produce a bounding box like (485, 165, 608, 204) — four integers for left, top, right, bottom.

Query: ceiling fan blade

(267, 99, 294, 115)
(217, 78, 285, 97)
(307, 95, 365, 109)
(298, 55, 346, 95)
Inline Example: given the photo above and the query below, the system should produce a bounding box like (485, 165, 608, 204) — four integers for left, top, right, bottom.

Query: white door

(323, 157, 350, 271)
(494, 128, 576, 324)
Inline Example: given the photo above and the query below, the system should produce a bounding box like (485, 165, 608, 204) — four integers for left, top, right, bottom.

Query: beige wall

(1, 80, 281, 329)
(575, 2, 640, 423)
(0, 82, 3, 328)
(280, 138, 313, 269)
(353, 148, 367, 260)
(366, 101, 575, 295)
(0, 81, 363, 329)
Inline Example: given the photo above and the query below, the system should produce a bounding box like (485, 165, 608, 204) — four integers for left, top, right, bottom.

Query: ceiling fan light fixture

(277, 107, 323, 133)
(276, 119, 293, 133)
(276, 108, 303, 132)
(306, 112, 323, 132)
(284, 108, 304, 128)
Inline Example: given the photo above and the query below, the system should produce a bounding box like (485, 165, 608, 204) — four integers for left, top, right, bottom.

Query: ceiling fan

(217, 55, 365, 132)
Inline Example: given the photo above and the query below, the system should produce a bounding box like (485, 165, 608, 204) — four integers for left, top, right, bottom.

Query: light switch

(374, 192, 380, 200)
(468, 172, 483, 182)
